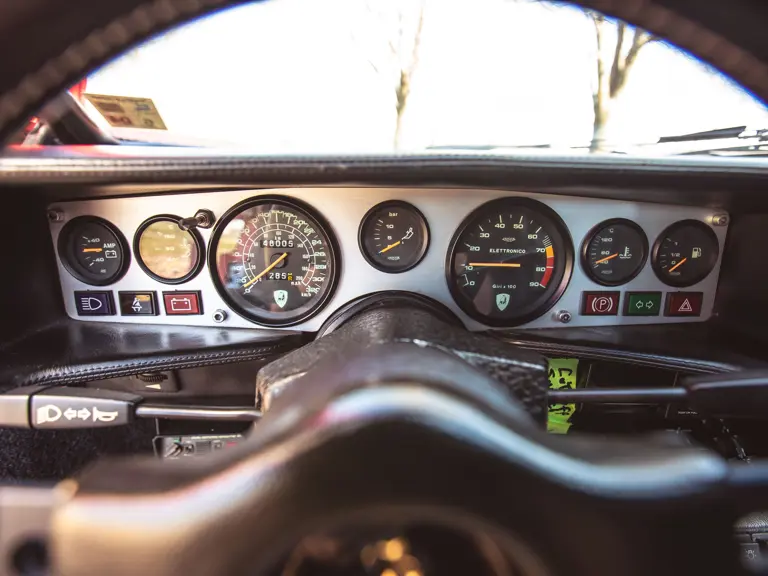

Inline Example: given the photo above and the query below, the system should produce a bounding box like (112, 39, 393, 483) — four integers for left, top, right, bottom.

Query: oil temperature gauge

(359, 201, 429, 273)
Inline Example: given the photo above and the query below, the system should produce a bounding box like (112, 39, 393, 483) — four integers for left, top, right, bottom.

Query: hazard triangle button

(665, 292, 703, 317)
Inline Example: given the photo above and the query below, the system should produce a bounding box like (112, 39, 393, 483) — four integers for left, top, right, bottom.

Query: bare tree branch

(589, 13, 656, 151)
(608, 21, 625, 97)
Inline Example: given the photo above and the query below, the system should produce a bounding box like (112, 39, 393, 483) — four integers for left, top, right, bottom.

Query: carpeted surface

(0, 420, 156, 481)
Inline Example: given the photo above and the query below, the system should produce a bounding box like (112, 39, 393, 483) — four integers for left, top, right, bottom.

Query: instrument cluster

(48, 188, 728, 331)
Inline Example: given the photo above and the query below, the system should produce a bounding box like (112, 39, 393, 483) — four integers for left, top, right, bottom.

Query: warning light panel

(665, 292, 703, 317)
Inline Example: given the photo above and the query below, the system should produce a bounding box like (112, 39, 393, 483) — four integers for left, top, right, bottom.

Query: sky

(86, 0, 768, 152)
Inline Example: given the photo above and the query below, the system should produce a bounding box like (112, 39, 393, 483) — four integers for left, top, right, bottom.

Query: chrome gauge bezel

(651, 219, 720, 288)
(581, 218, 649, 287)
(57, 215, 130, 286)
(134, 214, 205, 285)
(207, 196, 340, 327)
(358, 200, 430, 273)
(445, 197, 574, 327)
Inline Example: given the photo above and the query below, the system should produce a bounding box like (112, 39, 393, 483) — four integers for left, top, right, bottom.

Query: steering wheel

(24, 295, 759, 575)
(1, 0, 768, 573)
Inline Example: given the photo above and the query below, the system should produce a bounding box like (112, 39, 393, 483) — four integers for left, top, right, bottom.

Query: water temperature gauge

(359, 201, 429, 273)
(583, 219, 648, 286)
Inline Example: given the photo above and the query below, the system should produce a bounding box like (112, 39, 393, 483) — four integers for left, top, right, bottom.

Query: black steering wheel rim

(51, 335, 743, 576)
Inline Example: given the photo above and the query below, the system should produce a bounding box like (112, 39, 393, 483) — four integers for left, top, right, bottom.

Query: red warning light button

(665, 292, 703, 317)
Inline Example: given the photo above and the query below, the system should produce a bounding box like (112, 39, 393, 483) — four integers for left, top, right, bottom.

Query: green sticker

(547, 358, 579, 434)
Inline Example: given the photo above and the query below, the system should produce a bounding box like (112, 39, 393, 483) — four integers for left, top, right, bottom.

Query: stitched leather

(0, 319, 305, 392)
(0, 0, 767, 143)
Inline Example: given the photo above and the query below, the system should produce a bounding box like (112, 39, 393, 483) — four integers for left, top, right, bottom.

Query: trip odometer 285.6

(210, 197, 338, 326)
(447, 198, 573, 326)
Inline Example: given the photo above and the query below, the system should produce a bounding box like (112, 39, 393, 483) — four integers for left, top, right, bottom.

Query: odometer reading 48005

(447, 198, 573, 326)
(210, 197, 338, 326)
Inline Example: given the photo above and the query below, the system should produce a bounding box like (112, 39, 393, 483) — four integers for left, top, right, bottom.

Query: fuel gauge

(359, 201, 429, 273)
(652, 220, 719, 287)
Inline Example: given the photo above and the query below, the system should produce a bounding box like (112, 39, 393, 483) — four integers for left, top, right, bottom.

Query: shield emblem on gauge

(496, 293, 510, 311)
(273, 290, 288, 309)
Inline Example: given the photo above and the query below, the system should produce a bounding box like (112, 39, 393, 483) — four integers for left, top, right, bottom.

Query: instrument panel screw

(711, 214, 729, 226)
(555, 310, 572, 324)
(212, 309, 228, 323)
(47, 208, 64, 223)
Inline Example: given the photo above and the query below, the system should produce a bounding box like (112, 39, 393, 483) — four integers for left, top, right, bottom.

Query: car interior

(3, 0, 768, 574)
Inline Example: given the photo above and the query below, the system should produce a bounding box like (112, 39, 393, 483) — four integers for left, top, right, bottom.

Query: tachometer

(209, 197, 339, 326)
(447, 198, 573, 326)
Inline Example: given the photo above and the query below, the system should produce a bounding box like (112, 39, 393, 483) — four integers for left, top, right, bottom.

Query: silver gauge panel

(48, 187, 728, 331)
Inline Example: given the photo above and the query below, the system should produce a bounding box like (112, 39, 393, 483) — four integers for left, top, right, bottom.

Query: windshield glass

(81, 0, 768, 155)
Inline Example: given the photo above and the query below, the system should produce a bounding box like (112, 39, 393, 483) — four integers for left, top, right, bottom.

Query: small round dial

(210, 197, 338, 326)
(447, 198, 573, 326)
(583, 219, 648, 286)
(58, 216, 129, 286)
(359, 201, 429, 273)
(652, 220, 719, 287)
(135, 216, 203, 284)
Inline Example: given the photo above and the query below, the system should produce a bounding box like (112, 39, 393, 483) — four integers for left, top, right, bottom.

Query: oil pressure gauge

(359, 201, 429, 273)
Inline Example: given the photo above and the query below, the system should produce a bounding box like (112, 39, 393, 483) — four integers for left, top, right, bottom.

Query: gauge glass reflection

(136, 217, 202, 283)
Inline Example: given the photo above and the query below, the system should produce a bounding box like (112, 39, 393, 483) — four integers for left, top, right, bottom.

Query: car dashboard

(47, 186, 728, 332)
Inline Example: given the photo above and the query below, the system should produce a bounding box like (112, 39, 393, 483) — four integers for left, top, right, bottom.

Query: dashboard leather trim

(5, 148, 768, 210)
(501, 324, 768, 374)
(0, 320, 306, 392)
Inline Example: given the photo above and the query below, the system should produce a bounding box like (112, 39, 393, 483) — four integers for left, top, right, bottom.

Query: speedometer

(209, 197, 339, 326)
(447, 198, 573, 326)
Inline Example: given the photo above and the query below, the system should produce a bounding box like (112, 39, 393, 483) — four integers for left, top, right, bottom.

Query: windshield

(81, 0, 768, 155)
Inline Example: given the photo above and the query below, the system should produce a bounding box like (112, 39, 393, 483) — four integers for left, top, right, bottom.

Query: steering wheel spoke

(38, 297, 764, 575)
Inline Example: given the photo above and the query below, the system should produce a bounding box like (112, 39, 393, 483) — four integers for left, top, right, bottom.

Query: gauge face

(652, 220, 719, 287)
(135, 216, 203, 284)
(58, 216, 129, 286)
(359, 201, 429, 273)
(447, 198, 573, 326)
(583, 219, 648, 286)
(210, 197, 338, 326)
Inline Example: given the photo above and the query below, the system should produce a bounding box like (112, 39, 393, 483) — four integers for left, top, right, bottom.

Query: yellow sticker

(84, 94, 167, 130)
(547, 358, 578, 434)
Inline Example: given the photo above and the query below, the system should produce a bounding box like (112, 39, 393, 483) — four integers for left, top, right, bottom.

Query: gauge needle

(379, 241, 401, 254)
(594, 253, 618, 265)
(82, 248, 103, 253)
(243, 252, 288, 288)
(468, 262, 522, 268)
(668, 257, 687, 272)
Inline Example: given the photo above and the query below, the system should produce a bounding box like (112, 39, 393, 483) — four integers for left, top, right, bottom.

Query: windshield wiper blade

(658, 125, 748, 143)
